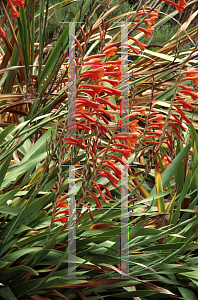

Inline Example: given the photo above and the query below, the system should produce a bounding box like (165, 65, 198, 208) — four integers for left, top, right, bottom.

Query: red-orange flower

(104, 70, 121, 81)
(103, 58, 123, 66)
(105, 154, 129, 166)
(178, 90, 198, 101)
(136, 26, 155, 40)
(103, 47, 117, 59)
(80, 67, 105, 81)
(0, 27, 7, 38)
(129, 119, 139, 133)
(181, 67, 198, 77)
(103, 42, 121, 52)
(78, 84, 104, 95)
(144, 19, 153, 31)
(7, 0, 23, 18)
(12, 0, 25, 8)
(178, 0, 187, 6)
(174, 97, 194, 110)
(180, 67, 198, 87)
(159, 154, 172, 172)
(148, 12, 159, 22)
(97, 169, 119, 187)
(76, 98, 100, 110)
(52, 216, 68, 225)
(94, 97, 118, 110)
(128, 37, 147, 51)
(161, 0, 186, 14)
(103, 86, 121, 97)
(83, 58, 102, 67)
(179, 76, 198, 87)
(84, 54, 106, 62)
(77, 88, 95, 97)
(99, 78, 119, 86)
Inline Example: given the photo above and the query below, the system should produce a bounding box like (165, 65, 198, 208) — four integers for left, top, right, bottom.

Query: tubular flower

(105, 154, 129, 166)
(0, 27, 7, 38)
(61, 137, 88, 150)
(76, 98, 100, 110)
(83, 58, 103, 66)
(178, 84, 193, 91)
(160, 0, 186, 14)
(99, 78, 119, 86)
(103, 86, 121, 97)
(174, 97, 195, 110)
(80, 67, 105, 81)
(107, 147, 134, 160)
(101, 161, 123, 179)
(178, 0, 187, 6)
(180, 67, 198, 87)
(97, 169, 119, 188)
(51, 194, 70, 225)
(51, 216, 68, 225)
(121, 43, 140, 55)
(103, 65, 115, 72)
(54, 209, 70, 217)
(136, 26, 155, 40)
(91, 181, 107, 203)
(103, 58, 123, 66)
(7, 0, 24, 18)
(129, 119, 139, 133)
(181, 67, 198, 77)
(102, 42, 121, 53)
(104, 70, 121, 81)
(84, 54, 106, 62)
(175, 109, 191, 124)
(149, 10, 159, 18)
(171, 114, 186, 131)
(78, 84, 104, 95)
(179, 76, 198, 87)
(12, 0, 25, 8)
(178, 90, 198, 101)
(103, 47, 117, 59)
(128, 37, 147, 51)
(143, 19, 153, 31)
(77, 88, 95, 97)
(94, 97, 118, 110)
(158, 154, 172, 172)
(86, 191, 103, 210)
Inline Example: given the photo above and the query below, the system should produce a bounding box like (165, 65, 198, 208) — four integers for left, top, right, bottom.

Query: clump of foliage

(0, 0, 198, 299)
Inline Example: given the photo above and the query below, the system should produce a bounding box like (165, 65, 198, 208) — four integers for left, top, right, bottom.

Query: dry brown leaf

(74, 289, 87, 300)
(46, 290, 68, 299)
(173, 9, 198, 38)
(90, 223, 117, 230)
(28, 296, 50, 300)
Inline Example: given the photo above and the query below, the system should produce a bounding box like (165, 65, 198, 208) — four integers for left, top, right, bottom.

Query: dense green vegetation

(0, 0, 198, 299)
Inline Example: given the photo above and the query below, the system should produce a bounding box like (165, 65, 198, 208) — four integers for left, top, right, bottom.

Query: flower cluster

(51, 194, 70, 225)
(59, 31, 157, 221)
(54, 1, 190, 225)
(0, 0, 25, 36)
(7, 0, 25, 18)
(141, 63, 198, 167)
(132, 6, 159, 40)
